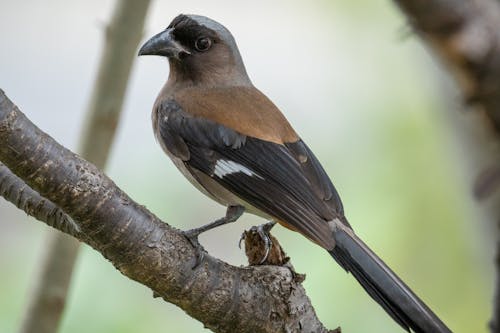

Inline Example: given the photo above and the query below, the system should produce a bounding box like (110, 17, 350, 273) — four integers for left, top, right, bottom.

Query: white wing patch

(213, 160, 263, 179)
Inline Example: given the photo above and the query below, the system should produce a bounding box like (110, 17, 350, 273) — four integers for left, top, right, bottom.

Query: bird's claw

(238, 232, 245, 249)
(240, 221, 276, 264)
(252, 224, 273, 264)
(182, 229, 206, 269)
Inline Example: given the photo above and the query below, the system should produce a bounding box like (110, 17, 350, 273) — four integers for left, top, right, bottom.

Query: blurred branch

(0, 90, 336, 333)
(394, 0, 500, 127)
(392, 0, 500, 331)
(16, 0, 151, 332)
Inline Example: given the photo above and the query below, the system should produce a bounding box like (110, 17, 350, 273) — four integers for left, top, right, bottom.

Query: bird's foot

(239, 221, 276, 264)
(182, 229, 206, 269)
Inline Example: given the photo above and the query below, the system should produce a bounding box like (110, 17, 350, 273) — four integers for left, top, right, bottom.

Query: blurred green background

(0, 0, 493, 332)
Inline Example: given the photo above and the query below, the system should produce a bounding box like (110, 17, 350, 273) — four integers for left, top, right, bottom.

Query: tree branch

(0, 162, 80, 238)
(0, 90, 336, 333)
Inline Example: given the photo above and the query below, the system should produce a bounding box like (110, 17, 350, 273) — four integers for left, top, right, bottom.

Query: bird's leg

(239, 221, 276, 264)
(183, 205, 245, 268)
(184, 205, 245, 237)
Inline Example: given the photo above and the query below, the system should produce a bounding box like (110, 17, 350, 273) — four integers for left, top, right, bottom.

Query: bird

(138, 14, 451, 333)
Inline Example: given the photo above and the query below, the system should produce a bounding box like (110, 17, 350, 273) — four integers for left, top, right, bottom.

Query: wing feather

(155, 100, 345, 249)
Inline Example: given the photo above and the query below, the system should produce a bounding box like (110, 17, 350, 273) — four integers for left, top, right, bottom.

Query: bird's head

(139, 14, 250, 86)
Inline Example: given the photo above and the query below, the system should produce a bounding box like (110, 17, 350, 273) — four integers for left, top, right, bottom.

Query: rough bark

(392, 0, 500, 331)
(0, 90, 336, 333)
(16, 1, 151, 332)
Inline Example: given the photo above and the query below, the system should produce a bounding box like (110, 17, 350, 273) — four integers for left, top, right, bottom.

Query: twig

(0, 162, 80, 238)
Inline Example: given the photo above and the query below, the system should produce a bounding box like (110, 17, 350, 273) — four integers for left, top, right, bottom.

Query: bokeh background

(0, 0, 494, 332)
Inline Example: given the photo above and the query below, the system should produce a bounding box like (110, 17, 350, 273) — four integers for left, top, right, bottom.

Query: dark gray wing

(155, 100, 345, 249)
(285, 140, 344, 217)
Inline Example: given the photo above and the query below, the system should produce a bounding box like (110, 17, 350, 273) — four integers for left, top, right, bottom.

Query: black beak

(138, 28, 190, 58)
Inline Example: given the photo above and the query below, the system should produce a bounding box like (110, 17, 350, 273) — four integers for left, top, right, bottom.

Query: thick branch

(0, 91, 334, 332)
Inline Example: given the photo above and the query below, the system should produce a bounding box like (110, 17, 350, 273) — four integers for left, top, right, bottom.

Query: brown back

(174, 86, 298, 144)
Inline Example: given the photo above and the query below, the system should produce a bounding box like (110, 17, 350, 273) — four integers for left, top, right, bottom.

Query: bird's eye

(195, 37, 212, 52)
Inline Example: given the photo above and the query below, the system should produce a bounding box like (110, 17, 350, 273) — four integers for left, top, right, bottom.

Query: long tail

(329, 220, 451, 333)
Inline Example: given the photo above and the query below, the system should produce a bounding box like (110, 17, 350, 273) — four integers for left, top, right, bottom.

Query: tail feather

(329, 222, 451, 333)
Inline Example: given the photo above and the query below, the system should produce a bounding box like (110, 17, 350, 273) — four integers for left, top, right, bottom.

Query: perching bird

(138, 14, 451, 333)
